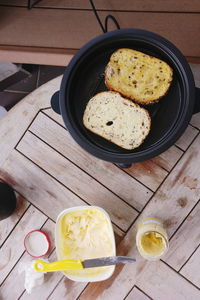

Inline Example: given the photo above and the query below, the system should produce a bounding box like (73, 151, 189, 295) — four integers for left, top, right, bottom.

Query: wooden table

(0, 74, 200, 300)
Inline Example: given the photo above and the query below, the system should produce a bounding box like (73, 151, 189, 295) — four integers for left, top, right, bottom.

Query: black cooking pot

(51, 28, 200, 168)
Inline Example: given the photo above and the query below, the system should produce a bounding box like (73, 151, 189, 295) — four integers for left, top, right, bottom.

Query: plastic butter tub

(55, 206, 116, 282)
(136, 217, 169, 261)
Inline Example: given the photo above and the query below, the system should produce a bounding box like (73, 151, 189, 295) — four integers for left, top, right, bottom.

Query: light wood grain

(80, 244, 200, 300)
(0, 150, 87, 221)
(79, 134, 200, 299)
(30, 112, 152, 211)
(1, 66, 200, 298)
(124, 160, 168, 191)
(180, 246, 200, 288)
(190, 112, 200, 130)
(0, 205, 47, 285)
(0, 193, 29, 247)
(151, 145, 183, 172)
(43, 108, 65, 127)
(164, 202, 200, 271)
(135, 135, 200, 238)
(136, 261, 200, 300)
(0, 150, 124, 238)
(175, 125, 199, 151)
(17, 131, 138, 231)
(0, 219, 59, 299)
(48, 277, 87, 300)
(0, 76, 62, 167)
(43, 108, 182, 184)
(125, 286, 151, 300)
(39, 219, 56, 254)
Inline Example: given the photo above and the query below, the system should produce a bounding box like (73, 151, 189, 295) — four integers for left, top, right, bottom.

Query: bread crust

(105, 48, 173, 105)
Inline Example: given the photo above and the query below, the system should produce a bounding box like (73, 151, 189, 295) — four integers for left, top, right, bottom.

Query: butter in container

(55, 206, 116, 282)
(136, 217, 169, 261)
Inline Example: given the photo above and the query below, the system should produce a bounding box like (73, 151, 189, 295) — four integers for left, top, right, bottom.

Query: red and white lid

(24, 230, 51, 258)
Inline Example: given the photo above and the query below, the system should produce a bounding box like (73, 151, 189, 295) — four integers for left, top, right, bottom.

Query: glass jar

(136, 217, 169, 261)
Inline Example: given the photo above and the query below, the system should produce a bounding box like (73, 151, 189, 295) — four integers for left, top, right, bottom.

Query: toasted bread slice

(83, 91, 151, 150)
(105, 48, 173, 104)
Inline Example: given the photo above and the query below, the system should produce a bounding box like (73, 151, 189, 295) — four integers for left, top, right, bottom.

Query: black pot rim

(59, 28, 195, 163)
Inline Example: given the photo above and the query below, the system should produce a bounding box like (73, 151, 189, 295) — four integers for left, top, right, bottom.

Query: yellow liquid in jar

(140, 232, 166, 256)
(136, 218, 168, 260)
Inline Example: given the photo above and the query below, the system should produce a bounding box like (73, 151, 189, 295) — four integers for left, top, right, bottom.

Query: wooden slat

(48, 277, 87, 300)
(0, 76, 62, 167)
(17, 131, 138, 231)
(0, 152, 124, 239)
(0, 193, 29, 247)
(180, 246, 200, 288)
(125, 287, 151, 300)
(105, 11, 200, 58)
(124, 160, 168, 191)
(0, 219, 62, 299)
(43, 108, 182, 175)
(0, 102, 34, 166)
(113, 230, 124, 246)
(1, 0, 200, 12)
(43, 108, 65, 127)
(136, 261, 200, 300)
(0, 8, 200, 57)
(79, 134, 200, 299)
(40, 0, 200, 12)
(1, 46, 199, 69)
(40, 219, 56, 254)
(175, 125, 199, 151)
(0, 8, 101, 49)
(190, 113, 200, 130)
(0, 205, 47, 285)
(151, 145, 183, 172)
(43, 109, 180, 192)
(80, 246, 200, 300)
(30, 112, 152, 211)
(0, 150, 86, 221)
(129, 136, 200, 239)
(164, 202, 200, 271)
(0, 45, 75, 67)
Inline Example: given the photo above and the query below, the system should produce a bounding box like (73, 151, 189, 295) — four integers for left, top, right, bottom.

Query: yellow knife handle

(33, 259, 84, 272)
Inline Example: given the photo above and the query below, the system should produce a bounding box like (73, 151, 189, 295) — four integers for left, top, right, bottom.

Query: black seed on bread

(105, 48, 173, 105)
(83, 91, 151, 150)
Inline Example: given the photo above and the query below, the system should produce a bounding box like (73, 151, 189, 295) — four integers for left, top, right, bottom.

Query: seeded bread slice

(83, 91, 151, 150)
(105, 48, 173, 104)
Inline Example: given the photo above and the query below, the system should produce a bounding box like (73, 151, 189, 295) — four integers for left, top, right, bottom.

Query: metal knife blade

(82, 256, 136, 268)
